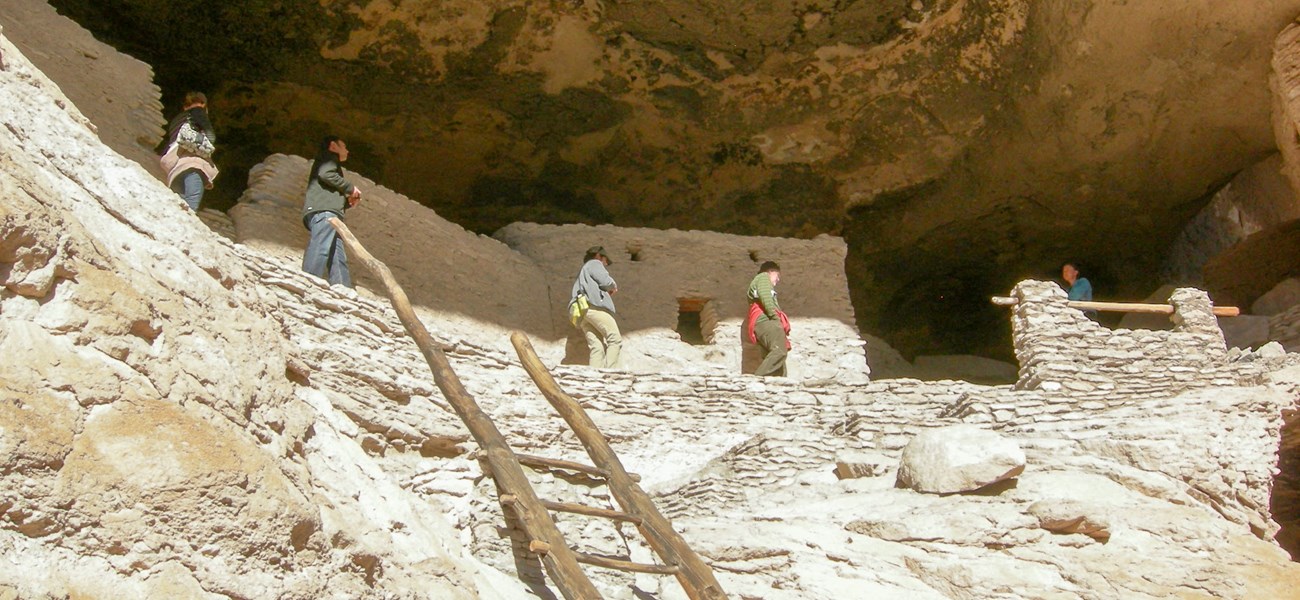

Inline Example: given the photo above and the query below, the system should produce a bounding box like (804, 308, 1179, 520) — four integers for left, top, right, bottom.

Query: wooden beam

(471, 450, 643, 482)
(572, 551, 681, 576)
(502, 494, 644, 525)
(990, 296, 1240, 317)
(328, 219, 602, 600)
(514, 452, 641, 483)
(544, 500, 643, 525)
(511, 331, 729, 600)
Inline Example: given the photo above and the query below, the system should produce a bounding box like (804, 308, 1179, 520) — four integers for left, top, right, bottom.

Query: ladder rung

(478, 450, 642, 483)
(572, 551, 680, 575)
(540, 499, 643, 525)
(500, 495, 643, 525)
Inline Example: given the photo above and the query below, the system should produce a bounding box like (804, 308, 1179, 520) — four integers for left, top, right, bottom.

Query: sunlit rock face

(45, 0, 1300, 358)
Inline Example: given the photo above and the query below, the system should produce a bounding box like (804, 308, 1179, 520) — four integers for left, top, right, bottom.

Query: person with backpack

(569, 246, 622, 368)
(157, 91, 218, 211)
(301, 136, 363, 287)
(745, 261, 791, 376)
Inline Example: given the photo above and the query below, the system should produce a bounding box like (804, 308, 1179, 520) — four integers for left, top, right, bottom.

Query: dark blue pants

(302, 211, 351, 287)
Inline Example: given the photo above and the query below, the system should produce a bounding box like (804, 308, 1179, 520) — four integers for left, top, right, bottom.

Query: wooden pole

(510, 331, 729, 600)
(473, 450, 641, 482)
(990, 296, 1240, 317)
(328, 218, 602, 600)
(572, 552, 682, 575)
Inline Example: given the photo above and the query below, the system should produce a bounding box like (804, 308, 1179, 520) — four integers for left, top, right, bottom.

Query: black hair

(319, 135, 343, 155)
(758, 260, 780, 273)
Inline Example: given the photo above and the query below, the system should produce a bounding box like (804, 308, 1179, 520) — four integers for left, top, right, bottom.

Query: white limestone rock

(896, 425, 1027, 494)
(1028, 499, 1112, 541)
(834, 450, 890, 480)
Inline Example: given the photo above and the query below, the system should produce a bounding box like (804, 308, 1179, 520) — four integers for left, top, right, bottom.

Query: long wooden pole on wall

(991, 296, 1240, 317)
(327, 218, 602, 600)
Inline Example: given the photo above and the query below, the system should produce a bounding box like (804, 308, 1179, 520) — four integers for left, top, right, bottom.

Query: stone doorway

(676, 298, 717, 345)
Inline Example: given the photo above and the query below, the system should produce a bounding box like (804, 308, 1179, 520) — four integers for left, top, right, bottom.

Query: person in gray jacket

(301, 136, 363, 287)
(570, 246, 622, 368)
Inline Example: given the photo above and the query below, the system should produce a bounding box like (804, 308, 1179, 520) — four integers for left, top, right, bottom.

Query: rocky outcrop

(0, 30, 524, 600)
(1275, 20, 1300, 201)
(1164, 154, 1300, 286)
(6, 20, 1300, 600)
(27, 0, 1300, 361)
(0, 0, 162, 172)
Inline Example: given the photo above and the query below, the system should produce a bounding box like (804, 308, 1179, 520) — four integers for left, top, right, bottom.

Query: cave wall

(10, 14, 1300, 597)
(0, 0, 163, 172)
(35, 0, 1300, 360)
(230, 153, 553, 340)
(1277, 20, 1300, 200)
(1164, 154, 1300, 287)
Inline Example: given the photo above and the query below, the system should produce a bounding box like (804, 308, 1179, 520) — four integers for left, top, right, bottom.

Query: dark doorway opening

(676, 298, 716, 345)
(1274, 410, 1300, 560)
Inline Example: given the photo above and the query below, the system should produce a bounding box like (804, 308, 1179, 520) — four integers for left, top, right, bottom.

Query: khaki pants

(753, 319, 788, 377)
(581, 309, 622, 368)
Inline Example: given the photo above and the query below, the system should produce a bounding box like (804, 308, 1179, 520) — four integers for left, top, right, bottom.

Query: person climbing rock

(570, 245, 622, 368)
(745, 260, 791, 377)
(301, 135, 362, 287)
(158, 91, 218, 211)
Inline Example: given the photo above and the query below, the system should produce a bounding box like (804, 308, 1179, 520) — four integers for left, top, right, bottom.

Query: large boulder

(895, 425, 1027, 494)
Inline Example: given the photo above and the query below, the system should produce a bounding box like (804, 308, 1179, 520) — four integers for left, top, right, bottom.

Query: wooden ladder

(330, 219, 728, 600)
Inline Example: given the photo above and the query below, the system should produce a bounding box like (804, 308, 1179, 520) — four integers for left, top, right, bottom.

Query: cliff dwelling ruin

(6, 0, 1300, 598)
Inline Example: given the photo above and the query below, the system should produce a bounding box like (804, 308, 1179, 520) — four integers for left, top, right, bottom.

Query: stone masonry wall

(495, 222, 870, 381)
(1010, 280, 1238, 395)
(231, 165, 872, 382)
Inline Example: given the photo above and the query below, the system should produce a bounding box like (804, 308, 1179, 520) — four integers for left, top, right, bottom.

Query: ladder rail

(510, 332, 730, 600)
(329, 219, 603, 600)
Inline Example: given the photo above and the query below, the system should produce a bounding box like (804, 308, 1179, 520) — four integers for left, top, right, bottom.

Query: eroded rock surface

(29, 0, 1300, 359)
(5, 22, 1300, 600)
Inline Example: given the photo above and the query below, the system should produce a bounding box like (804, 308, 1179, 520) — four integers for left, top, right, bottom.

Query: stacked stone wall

(1009, 280, 1249, 396)
(495, 222, 869, 380)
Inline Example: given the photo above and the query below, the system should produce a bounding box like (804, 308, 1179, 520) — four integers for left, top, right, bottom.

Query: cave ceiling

(48, 0, 1300, 359)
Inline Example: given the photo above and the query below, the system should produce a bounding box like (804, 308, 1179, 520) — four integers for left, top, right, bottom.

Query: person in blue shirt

(1062, 262, 1098, 320)
(1062, 263, 1092, 301)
